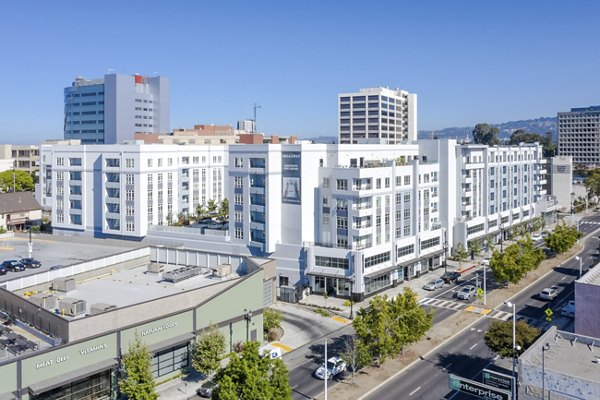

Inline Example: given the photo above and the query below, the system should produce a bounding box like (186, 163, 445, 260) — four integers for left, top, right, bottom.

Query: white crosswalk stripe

(419, 297, 466, 311)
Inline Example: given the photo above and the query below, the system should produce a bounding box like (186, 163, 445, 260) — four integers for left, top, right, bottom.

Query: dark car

(1, 260, 25, 272)
(0, 267, 6, 275)
(441, 271, 461, 284)
(196, 380, 218, 398)
(20, 258, 42, 269)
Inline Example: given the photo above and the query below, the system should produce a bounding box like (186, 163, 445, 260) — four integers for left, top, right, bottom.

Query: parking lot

(0, 233, 142, 283)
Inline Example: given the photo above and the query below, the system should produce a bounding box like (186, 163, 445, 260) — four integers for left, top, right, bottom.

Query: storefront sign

(482, 369, 515, 393)
(140, 322, 178, 337)
(449, 374, 510, 400)
(35, 343, 110, 370)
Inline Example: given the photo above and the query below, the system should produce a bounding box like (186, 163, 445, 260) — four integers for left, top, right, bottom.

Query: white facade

(38, 142, 226, 239)
(338, 87, 417, 144)
(64, 73, 170, 144)
(549, 155, 573, 212)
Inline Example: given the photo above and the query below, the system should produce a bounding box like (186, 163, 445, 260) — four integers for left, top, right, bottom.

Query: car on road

(196, 380, 217, 398)
(423, 278, 445, 291)
(456, 285, 476, 301)
(20, 258, 41, 269)
(1, 260, 25, 272)
(441, 271, 461, 284)
(561, 300, 575, 318)
(315, 356, 346, 380)
(538, 287, 558, 301)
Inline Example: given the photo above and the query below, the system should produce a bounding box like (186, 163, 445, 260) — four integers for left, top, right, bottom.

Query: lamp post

(575, 256, 583, 278)
(26, 217, 32, 258)
(500, 224, 505, 253)
(349, 279, 354, 320)
(324, 338, 328, 400)
(542, 342, 550, 400)
(244, 308, 253, 341)
(443, 232, 449, 274)
(504, 301, 518, 389)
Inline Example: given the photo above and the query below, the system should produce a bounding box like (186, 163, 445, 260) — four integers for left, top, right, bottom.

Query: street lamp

(349, 279, 354, 320)
(25, 217, 32, 258)
(443, 233, 449, 274)
(575, 256, 583, 278)
(500, 224, 505, 253)
(504, 300, 521, 394)
(244, 308, 253, 341)
(541, 342, 550, 400)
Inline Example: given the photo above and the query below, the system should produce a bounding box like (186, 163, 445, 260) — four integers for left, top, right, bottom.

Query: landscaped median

(319, 241, 585, 400)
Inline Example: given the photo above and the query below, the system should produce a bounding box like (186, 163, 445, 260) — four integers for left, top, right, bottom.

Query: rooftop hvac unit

(162, 265, 200, 283)
(59, 298, 86, 317)
(212, 264, 232, 278)
(147, 263, 164, 274)
(90, 303, 117, 315)
(30, 293, 57, 310)
(53, 277, 76, 292)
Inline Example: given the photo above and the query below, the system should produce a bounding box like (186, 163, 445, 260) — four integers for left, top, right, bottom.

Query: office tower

(558, 106, 600, 166)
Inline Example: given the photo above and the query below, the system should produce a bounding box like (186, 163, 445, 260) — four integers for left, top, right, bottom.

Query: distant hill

(418, 117, 557, 141)
(305, 136, 338, 144)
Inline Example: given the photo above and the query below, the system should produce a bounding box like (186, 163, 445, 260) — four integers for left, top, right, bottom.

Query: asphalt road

(364, 214, 600, 400)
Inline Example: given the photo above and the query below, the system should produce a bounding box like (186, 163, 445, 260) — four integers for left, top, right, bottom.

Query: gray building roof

(0, 192, 41, 214)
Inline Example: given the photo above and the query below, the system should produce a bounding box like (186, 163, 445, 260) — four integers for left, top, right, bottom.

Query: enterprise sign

(449, 374, 510, 400)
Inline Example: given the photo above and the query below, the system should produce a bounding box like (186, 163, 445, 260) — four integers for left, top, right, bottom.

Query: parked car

(196, 380, 218, 398)
(20, 258, 41, 269)
(538, 287, 558, 301)
(441, 271, 461, 284)
(1, 260, 25, 272)
(423, 278, 445, 291)
(561, 300, 575, 318)
(0, 266, 6, 275)
(531, 233, 543, 242)
(315, 356, 346, 380)
(456, 285, 477, 300)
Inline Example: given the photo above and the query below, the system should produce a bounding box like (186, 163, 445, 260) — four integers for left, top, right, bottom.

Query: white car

(538, 287, 558, 301)
(456, 285, 476, 300)
(561, 300, 575, 318)
(315, 356, 346, 380)
(423, 278, 444, 291)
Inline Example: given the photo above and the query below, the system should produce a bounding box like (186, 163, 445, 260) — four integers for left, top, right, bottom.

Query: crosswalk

(419, 297, 524, 322)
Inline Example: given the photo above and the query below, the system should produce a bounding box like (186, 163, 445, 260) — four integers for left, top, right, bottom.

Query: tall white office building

(64, 73, 170, 144)
(338, 87, 417, 144)
(39, 142, 226, 239)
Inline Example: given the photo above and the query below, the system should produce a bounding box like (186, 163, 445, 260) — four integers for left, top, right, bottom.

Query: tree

(454, 242, 468, 267)
(472, 123, 501, 146)
(212, 341, 291, 400)
(484, 320, 540, 358)
(217, 198, 229, 223)
(339, 335, 368, 385)
(468, 240, 482, 258)
(263, 309, 282, 340)
(207, 199, 218, 214)
(584, 168, 600, 199)
(0, 170, 34, 192)
(353, 289, 433, 367)
(118, 333, 158, 400)
(192, 324, 226, 376)
(196, 204, 208, 220)
(544, 222, 581, 254)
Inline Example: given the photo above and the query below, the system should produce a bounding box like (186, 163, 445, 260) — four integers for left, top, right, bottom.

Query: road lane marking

(271, 342, 293, 352)
(561, 276, 567, 281)
(443, 363, 452, 371)
(469, 343, 478, 350)
(494, 355, 499, 360)
(409, 386, 421, 396)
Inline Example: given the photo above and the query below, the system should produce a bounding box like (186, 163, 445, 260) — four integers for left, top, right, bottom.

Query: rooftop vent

(163, 265, 200, 283)
(59, 298, 86, 317)
(212, 264, 232, 278)
(30, 293, 57, 310)
(53, 278, 76, 293)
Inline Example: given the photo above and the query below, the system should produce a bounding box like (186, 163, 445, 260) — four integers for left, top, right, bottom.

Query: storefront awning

(148, 332, 195, 353)
(28, 358, 117, 396)
(306, 268, 352, 281)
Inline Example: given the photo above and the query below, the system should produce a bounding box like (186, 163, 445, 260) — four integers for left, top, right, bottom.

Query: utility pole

(324, 338, 328, 400)
(253, 103, 261, 133)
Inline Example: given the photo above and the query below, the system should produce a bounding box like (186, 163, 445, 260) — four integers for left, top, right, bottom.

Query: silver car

(456, 285, 476, 300)
(423, 278, 445, 291)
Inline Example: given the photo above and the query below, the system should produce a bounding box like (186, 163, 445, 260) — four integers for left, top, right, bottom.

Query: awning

(0, 391, 16, 400)
(28, 358, 117, 396)
(306, 267, 352, 281)
(148, 332, 195, 353)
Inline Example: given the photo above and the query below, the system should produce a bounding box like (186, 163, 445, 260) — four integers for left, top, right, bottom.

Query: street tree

(196, 204, 208, 220)
(0, 170, 34, 192)
(584, 168, 600, 198)
(207, 199, 218, 214)
(339, 334, 368, 385)
(484, 320, 540, 358)
(192, 324, 226, 376)
(217, 198, 229, 222)
(212, 341, 292, 400)
(472, 123, 501, 146)
(544, 222, 581, 254)
(468, 240, 482, 258)
(454, 242, 468, 267)
(263, 308, 282, 340)
(118, 333, 158, 400)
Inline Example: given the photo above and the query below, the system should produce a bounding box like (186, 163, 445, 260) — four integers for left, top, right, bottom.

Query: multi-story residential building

(338, 87, 417, 145)
(0, 144, 40, 179)
(420, 139, 554, 251)
(38, 142, 226, 239)
(228, 143, 444, 301)
(64, 73, 169, 144)
(557, 105, 600, 166)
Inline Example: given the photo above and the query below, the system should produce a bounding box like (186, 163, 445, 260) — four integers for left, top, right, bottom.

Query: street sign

(449, 374, 511, 400)
(545, 308, 553, 322)
(483, 368, 515, 393)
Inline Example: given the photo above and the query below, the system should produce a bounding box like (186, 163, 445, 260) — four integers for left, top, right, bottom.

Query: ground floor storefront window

(151, 342, 189, 378)
(365, 273, 390, 294)
(313, 276, 351, 297)
(32, 370, 113, 400)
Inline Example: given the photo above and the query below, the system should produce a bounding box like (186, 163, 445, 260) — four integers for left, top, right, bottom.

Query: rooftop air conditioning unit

(59, 298, 86, 317)
(90, 303, 117, 315)
(147, 263, 164, 274)
(212, 264, 232, 278)
(30, 293, 57, 310)
(53, 277, 76, 293)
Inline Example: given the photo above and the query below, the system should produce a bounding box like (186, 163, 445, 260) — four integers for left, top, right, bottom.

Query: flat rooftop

(578, 264, 600, 286)
(20, 262, 239, 320)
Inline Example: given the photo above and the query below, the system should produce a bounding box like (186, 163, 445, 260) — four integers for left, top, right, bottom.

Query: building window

(364, 252, 390, 268)
(336, 179, 348, 190)
(126, 158, 135, 168)
(322, 177, 330, 188)
(148, 158, 153, 167)
(234, 177, 243, 188)
(315, 256, 349, 270)
(126, 174, 134, 185)
(126, 190, 135, 201)
(69, 158, 82, 166)
(235, 193, 243, 205)
(57, 157, 64, 166)
(421, 237, 440, 250)
(397, 244, 414, 258)
(404, 175, 410, 185)
(151, 343, 189, 378)
(234, 158, 244, 168)
(337, 217, 348, 229)
(235, 212, 243, 223)
(126, 221, 135, 232)
(235, 228, 244, 239)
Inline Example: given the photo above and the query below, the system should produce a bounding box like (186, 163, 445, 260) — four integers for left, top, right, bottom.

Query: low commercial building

(574, 266, 600, 337)
(0, 192, 41, 231)
(0, 245, 274, 400)
(518, 327, 600, 399)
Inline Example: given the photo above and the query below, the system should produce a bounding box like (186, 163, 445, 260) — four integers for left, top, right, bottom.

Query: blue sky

(2, 1, 600, 143)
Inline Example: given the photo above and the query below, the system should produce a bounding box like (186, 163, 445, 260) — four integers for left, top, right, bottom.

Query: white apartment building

(38, 142, 226, 239)
(557, 105, 600, 166)
(338, 87, 417, 145)
(64, 73, 170, 144)
(228, 143, 444, 301)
